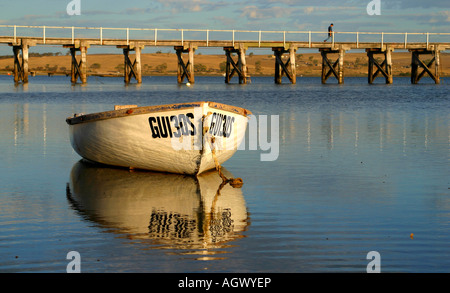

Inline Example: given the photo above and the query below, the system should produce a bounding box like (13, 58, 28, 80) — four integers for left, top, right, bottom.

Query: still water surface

(0, 75, 449, 272)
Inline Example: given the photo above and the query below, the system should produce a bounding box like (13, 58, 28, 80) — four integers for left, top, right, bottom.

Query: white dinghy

(66, 101, 251, 175)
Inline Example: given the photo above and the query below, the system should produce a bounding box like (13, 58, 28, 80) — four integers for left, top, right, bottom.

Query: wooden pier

(0, 25, 449, 85)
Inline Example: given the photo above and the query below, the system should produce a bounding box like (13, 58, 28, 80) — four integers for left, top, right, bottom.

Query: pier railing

(1, 24, 449, 48)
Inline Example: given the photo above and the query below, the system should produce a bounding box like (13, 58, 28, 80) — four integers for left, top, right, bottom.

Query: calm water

(0, 75, 449, 273)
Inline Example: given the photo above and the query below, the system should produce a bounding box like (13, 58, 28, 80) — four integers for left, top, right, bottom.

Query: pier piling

(367, 47, 393, 84)
(175, 43, 195, 84)
(12, 41, 29, 84)
(65, 45, 88, 84)
(119, 44, 143, 84)
(272, 47, 296, 84)
(224, 44, 248, 84)
(320, 48, 345, 84)
(410, 49, 440, 84)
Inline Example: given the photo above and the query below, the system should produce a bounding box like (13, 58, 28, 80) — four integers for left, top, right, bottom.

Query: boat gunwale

(66, 101, 252, 125)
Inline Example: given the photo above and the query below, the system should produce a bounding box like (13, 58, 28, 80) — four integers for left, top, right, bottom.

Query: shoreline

(0, 72, 437, 78)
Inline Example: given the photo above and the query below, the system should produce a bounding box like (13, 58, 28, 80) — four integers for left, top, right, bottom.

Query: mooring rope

(203, 114, 243, 188)
(210, 137, 243, 188)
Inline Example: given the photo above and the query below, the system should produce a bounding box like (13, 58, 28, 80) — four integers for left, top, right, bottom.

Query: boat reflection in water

(66, 160, 249, 259)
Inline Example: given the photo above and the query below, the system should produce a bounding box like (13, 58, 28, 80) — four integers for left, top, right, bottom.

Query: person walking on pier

(324, 23, 333, 42)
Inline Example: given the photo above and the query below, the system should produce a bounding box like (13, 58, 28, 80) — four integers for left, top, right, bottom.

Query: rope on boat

(210, 137, 243, 188)
(203, 114, 243, 188)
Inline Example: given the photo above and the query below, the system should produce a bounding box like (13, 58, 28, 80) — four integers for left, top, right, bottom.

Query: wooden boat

(66, 101, 251, 175)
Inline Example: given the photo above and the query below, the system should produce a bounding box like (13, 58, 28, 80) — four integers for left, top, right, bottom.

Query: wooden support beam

(238, 44, 248, 84)
(386, 47, 393, 84)
(188, 43, 195, 84)
(274, 49, 282, 84)
(410, 49, 440, 84)
(435, 49, 440, 84)
(224, 47, 237, 83)
(175, 44, 195, 84)
(120, 45, 143, 84)
(69, 46, 88, 84)
(272, 47, 296, 84)
(123, 49, 132, 84)
(338, 48, 345, 84)
(70, 48, 79, 84)
(12, 43, 29, 84)
(175, 47, 190, 83)
(289, 47, 297, 84)
(320, 48, 345, 84)
(224, 48, 233, 83)
(80, 46, 87, 84)
(135, 46, 142, 83)
(366, 47, 393, 84)
(13, 46, 22, 83)
(224, 45, 248, 84)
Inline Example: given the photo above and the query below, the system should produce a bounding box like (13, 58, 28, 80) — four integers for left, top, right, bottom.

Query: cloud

(240, 5, 293, 19)
(304, 7, 314, 15)
(125, 8, 151, 15)
(192, 4, 202, 12)
(154, 0, 230, 13)
(385, 0, 449, 9)
(212, 15, 237, 27)
(432, 11, 450, 23)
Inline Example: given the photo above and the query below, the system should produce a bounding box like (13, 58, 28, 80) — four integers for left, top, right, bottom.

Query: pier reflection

(66, 160, 249, 259)
(277, 109, 449, 154)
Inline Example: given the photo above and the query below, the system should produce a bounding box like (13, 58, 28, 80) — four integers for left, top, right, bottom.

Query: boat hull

(66, 101, 251, 175)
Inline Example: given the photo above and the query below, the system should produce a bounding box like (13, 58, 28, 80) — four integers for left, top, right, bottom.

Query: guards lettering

(149, 113, 196, 139)
(209, 112, 235, 138)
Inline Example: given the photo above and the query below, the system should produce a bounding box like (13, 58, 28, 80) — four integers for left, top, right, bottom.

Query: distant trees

(255, 61, 262, 73)
(90, 63, 101, 69)
(29, 52, 62, 57)
(155, 63, 167, 73)
(194, 63, 207, 72)
(115, 64, 124, 71)
(0, 52, 64, 60)
(219, 62, 227, 72)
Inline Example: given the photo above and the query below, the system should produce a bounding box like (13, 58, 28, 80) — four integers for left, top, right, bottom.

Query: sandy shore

(0, 52, 448, 77)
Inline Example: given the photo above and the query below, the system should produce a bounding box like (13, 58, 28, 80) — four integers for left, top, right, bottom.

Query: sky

(0, 0, 448, 54)
(0, 0, 448, 31)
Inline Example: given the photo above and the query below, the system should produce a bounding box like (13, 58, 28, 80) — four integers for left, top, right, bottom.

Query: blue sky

(0, 0, 448, 32)
(0, 0, 448, 54)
